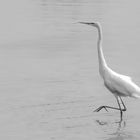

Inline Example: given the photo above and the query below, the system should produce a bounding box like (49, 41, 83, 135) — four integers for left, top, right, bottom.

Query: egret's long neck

(97, 25, 108, 77)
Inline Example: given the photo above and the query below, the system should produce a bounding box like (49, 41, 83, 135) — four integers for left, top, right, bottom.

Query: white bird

(79, 22, 140, 119)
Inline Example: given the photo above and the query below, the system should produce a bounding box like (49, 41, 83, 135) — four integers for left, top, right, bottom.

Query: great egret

(79, 22, 140, 119)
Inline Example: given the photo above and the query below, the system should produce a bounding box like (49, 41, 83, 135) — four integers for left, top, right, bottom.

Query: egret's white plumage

(103, 66, 140, 98)
(79, 21, 140, 118)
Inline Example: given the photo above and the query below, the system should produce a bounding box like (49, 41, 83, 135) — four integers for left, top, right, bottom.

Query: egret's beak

(78, 22, 95, 26)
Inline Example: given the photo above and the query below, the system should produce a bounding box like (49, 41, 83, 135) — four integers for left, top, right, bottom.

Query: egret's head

(79, 22, 100, 28)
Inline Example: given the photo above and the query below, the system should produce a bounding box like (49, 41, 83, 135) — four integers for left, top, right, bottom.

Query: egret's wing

(109, 68, 132, 81)
(113, 74, 140, 97)
(132, 93, 140, 98)
(120, 75, 132, 81)
(106, 73, 135, 96)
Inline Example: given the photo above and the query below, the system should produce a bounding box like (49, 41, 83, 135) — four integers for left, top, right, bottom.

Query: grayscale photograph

(0, 0, 140, 140)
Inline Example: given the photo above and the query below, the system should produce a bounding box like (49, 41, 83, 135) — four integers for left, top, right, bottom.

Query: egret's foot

(94, 106, 108, 112)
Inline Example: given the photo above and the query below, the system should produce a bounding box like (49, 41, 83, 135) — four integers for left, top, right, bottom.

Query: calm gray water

(0, 0, 140, 139)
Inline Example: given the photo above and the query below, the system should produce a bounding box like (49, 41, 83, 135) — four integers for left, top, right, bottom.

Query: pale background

(0, 0, 140, 139)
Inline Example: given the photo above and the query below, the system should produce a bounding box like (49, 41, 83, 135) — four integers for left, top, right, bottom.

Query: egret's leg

(119, 96, 127, 111)
(94, 96, 125, 121)
(94, 96, 124, 113)
(116, 96, 123, 120)
(94, 105, 121, 112)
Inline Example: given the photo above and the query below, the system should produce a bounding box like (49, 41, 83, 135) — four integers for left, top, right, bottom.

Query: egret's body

(104, 68, 140, 98)
(79, 22, 140, 119)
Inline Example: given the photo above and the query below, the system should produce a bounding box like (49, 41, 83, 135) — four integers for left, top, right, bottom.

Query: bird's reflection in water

(96, 118, 134, 140)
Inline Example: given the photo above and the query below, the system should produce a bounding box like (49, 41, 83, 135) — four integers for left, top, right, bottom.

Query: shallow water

(0, 0, 140, 139)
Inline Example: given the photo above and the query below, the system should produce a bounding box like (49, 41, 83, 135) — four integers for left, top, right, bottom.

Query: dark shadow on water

(95, 118, 135, 140)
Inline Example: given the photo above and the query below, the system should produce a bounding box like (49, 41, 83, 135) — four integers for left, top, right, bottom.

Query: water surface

(0, 0, 140, 139)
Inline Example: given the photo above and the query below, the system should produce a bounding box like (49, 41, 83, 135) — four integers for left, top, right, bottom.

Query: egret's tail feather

(132, 93, 140, 99)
